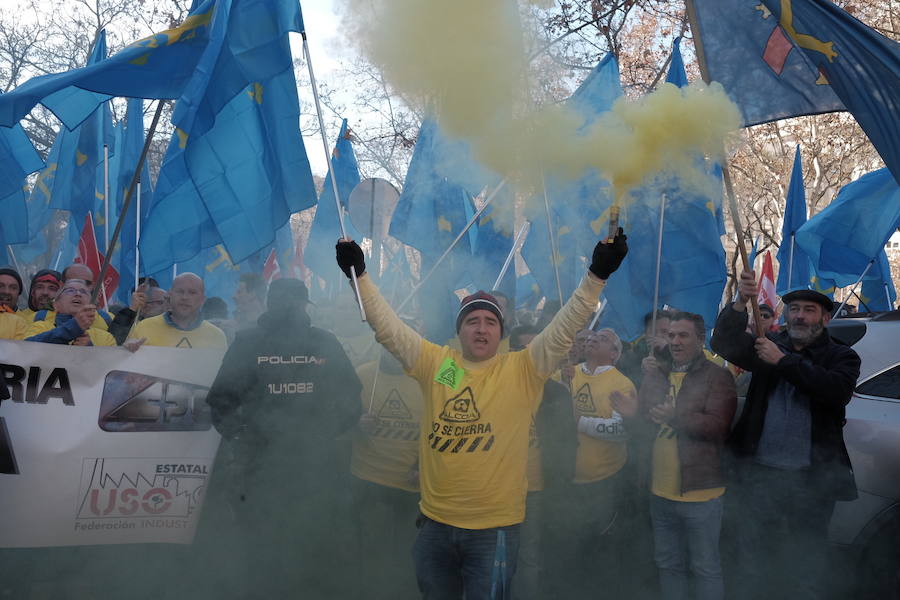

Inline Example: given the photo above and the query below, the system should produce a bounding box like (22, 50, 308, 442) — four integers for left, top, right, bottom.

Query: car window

(856, 364, 900, 400)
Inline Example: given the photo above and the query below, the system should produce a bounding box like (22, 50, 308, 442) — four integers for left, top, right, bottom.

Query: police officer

(205, 277, 361, 599)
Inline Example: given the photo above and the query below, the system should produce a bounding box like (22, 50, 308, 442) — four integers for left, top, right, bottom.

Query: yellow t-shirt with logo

(572, 367, 635, 483)
(132, 314, 227, 349)
(357, 271, 606, 529)
(351, 361, 423, 493)
(408, 343, 545, 529)
(651, 371, 725, 502)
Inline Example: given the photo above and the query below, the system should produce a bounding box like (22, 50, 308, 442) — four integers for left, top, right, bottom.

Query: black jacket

(207, 307, 362, 462)
(710, 304, 860, 501)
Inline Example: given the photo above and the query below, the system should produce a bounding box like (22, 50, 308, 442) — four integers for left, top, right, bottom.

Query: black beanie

(455, 291, 504, 335)
(0, 267, 23, 295)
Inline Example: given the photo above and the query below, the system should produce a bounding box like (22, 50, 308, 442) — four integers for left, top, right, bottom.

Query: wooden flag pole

(685, 0, 764, 336)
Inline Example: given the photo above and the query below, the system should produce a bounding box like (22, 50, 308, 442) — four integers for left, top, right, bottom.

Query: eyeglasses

(146, 300, 165, 306)
(60, 288, 89, 297)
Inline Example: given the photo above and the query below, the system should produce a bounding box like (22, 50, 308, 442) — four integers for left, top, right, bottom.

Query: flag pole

(5, 246, 21, 274)
(541, 176, 565, 307)
(492, 222, 529, 291)
(787, 233, 795, 290)
(834, 259, 875, 315)
(135, 179, 142, 292)
(588, 298, 608, 330)
(397, 180, 507, 313)
(301, 32, 366, 322)
(685, 0, 764, 336)
(885, 282, 893, 310)
(103, 144, 110, 254)
(90, 100, 165, 306)
(651, 194, 667, 335)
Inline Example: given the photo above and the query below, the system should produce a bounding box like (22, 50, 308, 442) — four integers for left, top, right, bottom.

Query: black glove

(589, 227, 628, 279)
(335, 239, 366, 279)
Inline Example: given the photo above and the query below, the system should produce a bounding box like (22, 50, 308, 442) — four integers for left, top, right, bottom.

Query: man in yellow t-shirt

(640, 312, 736, 600)
(558, 328, 636, 597)
(24, 280, 115, 346)
(351, 349, 423, 600)
(127, 273, 226, 350)
(336, 229, 628, 600)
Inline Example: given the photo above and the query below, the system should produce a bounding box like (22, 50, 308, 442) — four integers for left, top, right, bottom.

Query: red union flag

(74, 213, 120, 308)
(262, 248, 280, 285)
(757, 251, 778, 310)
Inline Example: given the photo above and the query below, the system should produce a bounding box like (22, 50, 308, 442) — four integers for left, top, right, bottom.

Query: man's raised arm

(336, 240, 423, 371)
(529, 229, 628, 377)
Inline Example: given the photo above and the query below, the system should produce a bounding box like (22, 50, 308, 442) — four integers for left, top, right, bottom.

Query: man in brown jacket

(640, 311, 736, 600)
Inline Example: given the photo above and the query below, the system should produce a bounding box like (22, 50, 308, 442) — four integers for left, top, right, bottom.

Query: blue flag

(601, 40, 726, 340)
(305, 118, 362, 278)
(775, 145, 812, 294)
(795, 168, 900, 286)
(48, 31, 115, 252)
(141, 0, 315, 275)
(115, 99, 153, 303)
(666, 37, 690, 87)
(758, 0, 900, 183)
(0, 103, 43, 248)
(390, 117, 478, 343)
(858, 250, 896, 311)
(522, 54, 623, 300)
(689, 0, 844, 125)
(0, 0, 217, 129)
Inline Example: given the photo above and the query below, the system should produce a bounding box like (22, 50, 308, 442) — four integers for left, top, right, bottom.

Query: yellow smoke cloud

(340, 0, 741, 214)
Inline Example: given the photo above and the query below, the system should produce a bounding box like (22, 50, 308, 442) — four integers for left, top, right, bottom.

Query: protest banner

(0, 340, 224, 548)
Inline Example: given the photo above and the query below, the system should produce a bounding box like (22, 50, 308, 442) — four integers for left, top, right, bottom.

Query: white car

(828, 312, 900, 598)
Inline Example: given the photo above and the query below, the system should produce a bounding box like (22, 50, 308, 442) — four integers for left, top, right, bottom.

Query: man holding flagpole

(335, 227, 627, 600)
(711, 270, 860, 600)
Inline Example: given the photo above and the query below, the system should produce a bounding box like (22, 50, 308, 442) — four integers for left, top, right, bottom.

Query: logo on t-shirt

(175, 337, 193, 349)
(439, 387, 480, 422)
(575, 383, 596, 413)
(378, 389, 413, 420)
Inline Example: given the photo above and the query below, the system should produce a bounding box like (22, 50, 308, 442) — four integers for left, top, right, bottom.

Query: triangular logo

(575, 383, 595, 413)
(175, 337, 193, 349)
(436, 366, 457, 388)
(439, 387, 480, 423)
(378, 389, 412, 420)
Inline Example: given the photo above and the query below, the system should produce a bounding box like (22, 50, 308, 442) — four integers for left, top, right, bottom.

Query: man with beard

(711, 271, 860, 600)
(18, 269, 62, 323)
(0, 268, 26, 339)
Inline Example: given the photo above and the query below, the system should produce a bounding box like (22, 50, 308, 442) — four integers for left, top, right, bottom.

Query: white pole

(492, 222, 529, 291)
(651, 195, 667, 335)
(885, 282, 893, 310)
(135, 179, 142, 291)
(834, 259, 875, 316)
(787, 233, 794, 290)
(103, 144, 110, 255)
(5, 246, 21, 274)
(589, 298, 608, 330)
(52, 250, 63, 271)
(301, 33, 366, 322)
(541, 176, 564, 307)
(397, 180, 507, 313)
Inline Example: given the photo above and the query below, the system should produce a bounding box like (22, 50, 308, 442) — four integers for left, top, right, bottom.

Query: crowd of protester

(0, 233, 861, 600)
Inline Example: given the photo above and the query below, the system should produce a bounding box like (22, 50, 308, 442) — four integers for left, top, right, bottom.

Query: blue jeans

(412, 515, 520, 600)
(650, 494, 724, 600)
